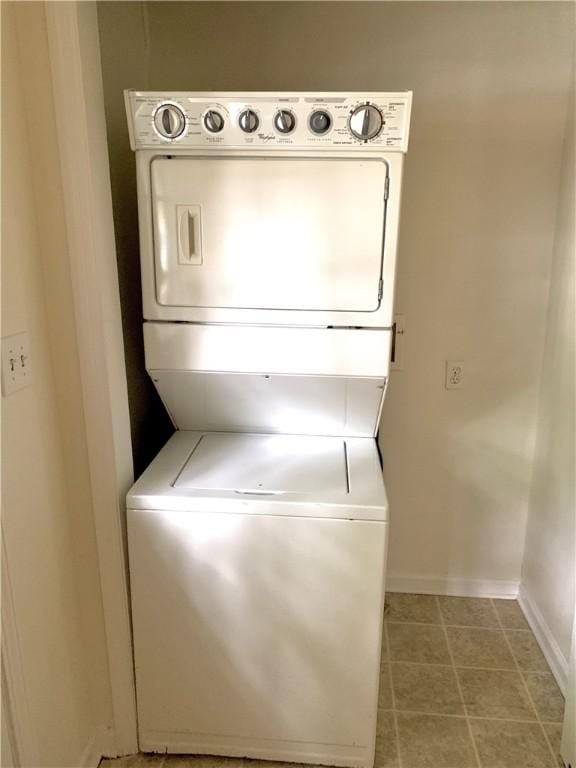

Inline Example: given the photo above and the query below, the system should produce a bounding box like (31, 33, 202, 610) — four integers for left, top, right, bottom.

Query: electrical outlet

(445, 360, 464, 389)
(2, 332, 32, 396)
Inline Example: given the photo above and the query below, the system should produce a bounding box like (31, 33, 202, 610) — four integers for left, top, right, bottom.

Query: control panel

(125, 91, 412, 152)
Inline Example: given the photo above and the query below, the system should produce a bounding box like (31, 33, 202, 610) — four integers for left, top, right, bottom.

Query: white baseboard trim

(386, 574, 520, 599)
(518, 585, 569, 695)
(75, 726, 111, 768)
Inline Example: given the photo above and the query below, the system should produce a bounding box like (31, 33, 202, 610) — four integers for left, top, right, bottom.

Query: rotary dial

(349, 104, 383, 141)
(203, 110, 225, 133)
(274, 110, 296, 134)
(309, 110, 332, 135)
(153, 104, 186, 139)
(239, 109, 259, 133)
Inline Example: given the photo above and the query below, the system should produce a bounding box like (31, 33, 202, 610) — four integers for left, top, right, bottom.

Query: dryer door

(151, 157, 387, 312)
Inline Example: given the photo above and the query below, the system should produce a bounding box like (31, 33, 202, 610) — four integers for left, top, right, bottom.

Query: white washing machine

(124, 91, 412, 767)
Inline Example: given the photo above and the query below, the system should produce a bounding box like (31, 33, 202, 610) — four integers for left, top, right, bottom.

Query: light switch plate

(2, 332, 32, 396)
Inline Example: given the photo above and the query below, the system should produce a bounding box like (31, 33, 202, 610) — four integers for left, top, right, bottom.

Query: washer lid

(174, 433, 348, 495)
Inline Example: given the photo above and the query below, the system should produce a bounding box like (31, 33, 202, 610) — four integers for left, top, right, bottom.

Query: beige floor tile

(243, 762, 306, 768)
(457, 668, 536, 720)
(524, 672, 565, 723)
(381, 624, 389, 661)
(375, 710, 399, 767)
(470, 719, 555, 768)
(391, 662, 464, 715)
(506, 630, 550, 672)
(492, 599, 529, 630)
(387, 622, 451, 664)
(172, 756, 254, 768)
(446, 627, 515, 669)
(384, 593, 441, 624)
(438, 596, 499, 628)
(396, 712, 477, 768)
(379, 663, 394, 709)
(164, 758, 244, 768)
(542, 722, 564, 767)
(101, 756, 165, 768)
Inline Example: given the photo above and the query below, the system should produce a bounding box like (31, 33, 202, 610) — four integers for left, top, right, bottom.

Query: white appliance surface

(125, 90, 412, 152)
(151, 156, 386, 312)
(150, 371, 386, 437)
(143, 322, 390, 436)
(143, 323, 392, 378)
(126, 92, 411, 767)
(128, 431, 387, 521)
(175, 433, 348, 494)
(127, 91, 410, 328)
(128, 431, 387, 765)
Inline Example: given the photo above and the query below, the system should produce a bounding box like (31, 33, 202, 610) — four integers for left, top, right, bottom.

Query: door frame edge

(44, 0, 138, 757)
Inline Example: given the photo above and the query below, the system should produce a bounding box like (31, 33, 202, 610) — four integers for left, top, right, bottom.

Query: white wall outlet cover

(445, 360, 464, 389)
(2, 332, 32, 396)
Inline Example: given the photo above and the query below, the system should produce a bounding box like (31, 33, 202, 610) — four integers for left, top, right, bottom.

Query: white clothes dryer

(124, 91, 412, 768)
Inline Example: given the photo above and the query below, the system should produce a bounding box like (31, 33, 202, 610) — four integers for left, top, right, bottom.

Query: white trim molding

(1, 531, 41, 767)
(386, 574, 520, 599)
(45, 1, 138, 756)
(518, 585, 570, 695)
(560, 619, 575, 767)
(75, 725, 114, 768)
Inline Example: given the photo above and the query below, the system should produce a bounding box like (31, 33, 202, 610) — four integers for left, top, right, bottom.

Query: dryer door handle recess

(177, 205, 202, 265)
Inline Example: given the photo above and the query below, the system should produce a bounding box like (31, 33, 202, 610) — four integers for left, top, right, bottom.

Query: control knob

(274, 109, 296, 134)
(349, 104, 383, 141)
(239, 109, 259, 133)
(153, 104, 186, 139)
(203, 110, 225, 133)
(309, 109, 332, 135)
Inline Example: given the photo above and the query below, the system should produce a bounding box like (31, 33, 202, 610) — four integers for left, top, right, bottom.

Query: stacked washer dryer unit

(125, 92, 412, 768)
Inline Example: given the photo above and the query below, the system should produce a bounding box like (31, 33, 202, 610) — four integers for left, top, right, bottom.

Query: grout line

(491, 598, 559, 768)
(436, 596, 483, 768)
(388, 659, 534, 673)
(382, 615, 390, 663)
(386, 619, 532, 631)
(377, 708, 552, 724)
(540, 718, 566, 725)
(383, 622, 403, 768)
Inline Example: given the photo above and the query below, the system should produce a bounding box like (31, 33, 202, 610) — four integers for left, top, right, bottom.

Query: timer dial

(239, 109, 259, 133)
(274, 109, 296, 134)
(203, 110, 225, 133)
(349, 104, 383, 141)
(153, 104, 186, 139)
(309, 110, 332, 135)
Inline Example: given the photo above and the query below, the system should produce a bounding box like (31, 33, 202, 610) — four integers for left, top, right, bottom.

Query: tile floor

(100, 595, 565, 768)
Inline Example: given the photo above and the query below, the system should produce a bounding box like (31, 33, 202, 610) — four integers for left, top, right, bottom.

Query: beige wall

(522, 68, 575, 666)
(98, 1, 573, 593)
(1, 2, 113, 764)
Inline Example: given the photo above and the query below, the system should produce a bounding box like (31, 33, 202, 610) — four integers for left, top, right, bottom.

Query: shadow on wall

(98, 3, 174, 476)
